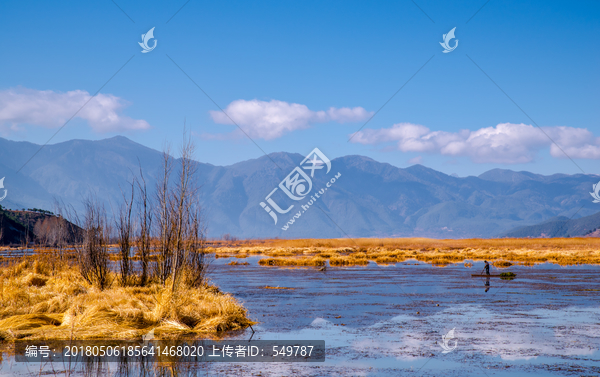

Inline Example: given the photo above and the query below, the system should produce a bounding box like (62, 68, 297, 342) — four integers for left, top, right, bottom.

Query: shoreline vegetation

(209, 237, 600, 266)
(0, 237, 598, 342)
(0, 255, 254, 342)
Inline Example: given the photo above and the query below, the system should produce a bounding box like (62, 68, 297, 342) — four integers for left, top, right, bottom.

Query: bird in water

(318, 265, 326, 272)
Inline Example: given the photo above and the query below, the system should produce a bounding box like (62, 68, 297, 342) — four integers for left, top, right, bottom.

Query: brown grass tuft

(258, 257, 325, 267)
(24, 273, 48, 287)
(493, 260, 514, 268)
(373, 256, 399, 265)
(228, 261, 249, 266)
(329, 255, 369, 266)
(0, 259, 255, 340)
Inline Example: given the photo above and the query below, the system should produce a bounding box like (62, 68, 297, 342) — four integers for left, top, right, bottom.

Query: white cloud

(547, 126, 600, 159)
(352, 122, 600, 163)
(0, 87, 150, 133)
(209, 99, 372, 140)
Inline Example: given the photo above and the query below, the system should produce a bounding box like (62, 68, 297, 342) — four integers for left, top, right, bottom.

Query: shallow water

(0, 248, 35, 258)
(2, 258, 599, 376)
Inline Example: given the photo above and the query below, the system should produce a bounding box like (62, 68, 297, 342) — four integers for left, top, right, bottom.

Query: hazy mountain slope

(0, 160, 56, 211)
(0, 136, 172, 214)
(500, 211, 600, 238)
(1, 136, 598, 239)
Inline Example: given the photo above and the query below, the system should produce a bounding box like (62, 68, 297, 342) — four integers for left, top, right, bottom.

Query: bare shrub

(116, 181, 135, 286)
(222, 234, 238, 241)
(154, 131, 210, 290)
(136, 164, 152, 287)
(75, 196, 112, 290)
(155, 145, 174, 285)
(182, 204, 210, 288)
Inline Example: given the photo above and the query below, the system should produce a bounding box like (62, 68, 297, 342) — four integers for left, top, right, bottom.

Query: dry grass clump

(493, 260, 513, 268)
(268, 249, 296, 257)
(206, 246, 263, 255)
(23, 273, 48, 287)
(258, 257, 325, 267)
(228, 261, 249, 266)
(329, 255, 369, 267)
(372, 256, 400, 265)
(0, 258, 254, 340)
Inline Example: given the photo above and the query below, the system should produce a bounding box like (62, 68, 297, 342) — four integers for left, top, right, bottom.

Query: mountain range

(1, 136, 599, 239)
(501, 210, 600, 238)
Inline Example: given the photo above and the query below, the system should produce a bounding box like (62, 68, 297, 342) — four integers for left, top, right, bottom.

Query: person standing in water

(480, 261, 491, 292)
(483, 261, 490, 275)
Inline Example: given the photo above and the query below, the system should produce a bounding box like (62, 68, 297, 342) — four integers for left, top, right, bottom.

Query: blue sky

(0, 0, 598, 176)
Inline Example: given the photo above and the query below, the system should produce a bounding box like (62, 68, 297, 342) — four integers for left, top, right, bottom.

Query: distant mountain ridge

(501, 211, 600, 238)
(1, 136, 599, 239)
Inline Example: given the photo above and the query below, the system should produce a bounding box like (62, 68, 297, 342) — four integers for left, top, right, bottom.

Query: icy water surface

(1, 257, 599, 376)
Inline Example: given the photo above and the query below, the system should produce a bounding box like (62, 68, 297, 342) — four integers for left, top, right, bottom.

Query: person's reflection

(485, 278, 491, 293)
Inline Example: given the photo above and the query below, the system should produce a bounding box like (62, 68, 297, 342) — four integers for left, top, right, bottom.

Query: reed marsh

(0, 258, 254, 341)
(257, 256, 326, 267)
(207, 237, 600, 267)
(3, 236, 597, 341)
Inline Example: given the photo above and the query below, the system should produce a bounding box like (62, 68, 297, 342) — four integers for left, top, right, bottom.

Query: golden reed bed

(210, 237, 600, 266)
(1, 237, 596, 341)
(0, 258, 254, 341)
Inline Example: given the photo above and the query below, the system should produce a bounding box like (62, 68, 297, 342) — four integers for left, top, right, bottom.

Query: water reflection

(7, 357, 212, 377)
